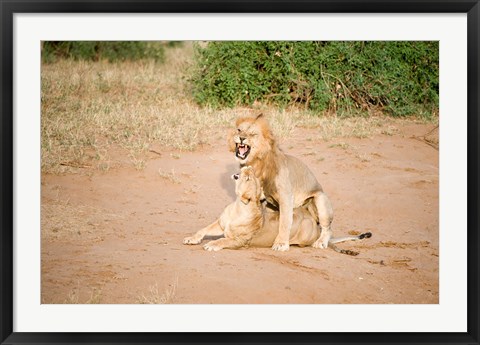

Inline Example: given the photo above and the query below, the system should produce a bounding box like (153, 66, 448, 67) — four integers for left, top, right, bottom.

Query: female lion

(183, 166, 371, 254)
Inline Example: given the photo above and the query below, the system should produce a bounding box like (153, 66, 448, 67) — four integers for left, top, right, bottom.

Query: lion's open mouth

(236, 143, 251, 160)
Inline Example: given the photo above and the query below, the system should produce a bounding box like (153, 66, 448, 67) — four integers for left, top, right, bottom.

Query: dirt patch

(41, 123, 438, 304)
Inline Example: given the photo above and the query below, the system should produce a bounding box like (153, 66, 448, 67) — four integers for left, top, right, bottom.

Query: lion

(229, 113, 334, 251)
(183, 166, 371, 253)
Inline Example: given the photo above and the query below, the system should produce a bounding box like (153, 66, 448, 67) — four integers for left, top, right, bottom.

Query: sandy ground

(41, 123, 438, 304)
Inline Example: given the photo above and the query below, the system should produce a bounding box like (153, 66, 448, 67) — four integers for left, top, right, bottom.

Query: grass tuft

(137, 278, 178, 304)
(158, 168, 181, 184)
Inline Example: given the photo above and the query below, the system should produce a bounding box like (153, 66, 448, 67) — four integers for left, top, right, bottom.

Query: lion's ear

(227, 129, 236, 152)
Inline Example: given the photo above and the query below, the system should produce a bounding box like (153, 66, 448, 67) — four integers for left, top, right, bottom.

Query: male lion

(183, 166, 370, 253)
(229, 114, 334, 251)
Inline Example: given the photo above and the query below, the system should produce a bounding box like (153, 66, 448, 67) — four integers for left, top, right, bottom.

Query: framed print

(1, 1, 479, 344)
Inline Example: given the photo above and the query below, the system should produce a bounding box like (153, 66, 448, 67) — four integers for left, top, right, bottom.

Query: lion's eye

(237, 128, 241, 133)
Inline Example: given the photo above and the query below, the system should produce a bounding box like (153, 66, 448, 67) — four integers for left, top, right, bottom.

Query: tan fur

(183, 166, 371, 253)
(183, 166, 319, 251)
(229, 114, 334, 251)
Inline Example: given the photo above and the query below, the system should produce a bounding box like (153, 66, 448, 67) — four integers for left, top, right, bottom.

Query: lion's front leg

(203, 237, 245, 251)
(311, 191, 334, 249)
(183, 220, 224, 245)
(272, 197, 293, 251)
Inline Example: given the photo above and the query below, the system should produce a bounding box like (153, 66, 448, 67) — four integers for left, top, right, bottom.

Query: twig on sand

(60, 162, 92, 169)
(411, 125, 439, 150)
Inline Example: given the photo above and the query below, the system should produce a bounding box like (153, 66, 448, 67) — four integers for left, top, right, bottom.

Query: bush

(42, 41, 166, 63)
(190, 41, 439, 117)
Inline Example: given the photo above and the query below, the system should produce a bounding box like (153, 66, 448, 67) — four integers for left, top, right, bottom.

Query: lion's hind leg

(311, 191, 334, 249)
(290, 217, 320, 247)
(183, 220, 224, 245)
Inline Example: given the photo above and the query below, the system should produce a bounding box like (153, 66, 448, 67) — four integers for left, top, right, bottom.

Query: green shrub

(190, 41, 439, 117)
(42, 41, 166, 63)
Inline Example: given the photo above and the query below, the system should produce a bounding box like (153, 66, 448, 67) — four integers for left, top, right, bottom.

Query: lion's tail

(328, 232, 372, 256)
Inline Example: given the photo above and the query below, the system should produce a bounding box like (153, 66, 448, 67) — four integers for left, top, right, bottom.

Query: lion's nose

(239, 137, 246, 143)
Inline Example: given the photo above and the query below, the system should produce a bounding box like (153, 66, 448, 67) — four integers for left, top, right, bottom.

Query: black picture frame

(1, 1, 479, 344)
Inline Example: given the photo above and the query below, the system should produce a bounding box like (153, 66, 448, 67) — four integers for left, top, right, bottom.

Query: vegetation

(41, 42, 432, 174)
(191, 41, 439, 117)
(41, 43, 234, 173)
(42, 41, 168, 63)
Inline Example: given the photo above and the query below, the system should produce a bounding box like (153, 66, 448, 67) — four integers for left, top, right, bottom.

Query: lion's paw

(203, 243, 223, 251)
(312, 234, 331, 249)
(312, 239, 328, 249)
(272, 242, 290, 251)
(183, 236, 202, 245)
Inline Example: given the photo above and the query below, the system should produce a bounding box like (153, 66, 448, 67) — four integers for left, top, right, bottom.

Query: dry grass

(41, 42, 437, 174)
(42, 43, 232, 174)
(158, 168, 181, 184)
(137, 278, 178, 304)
